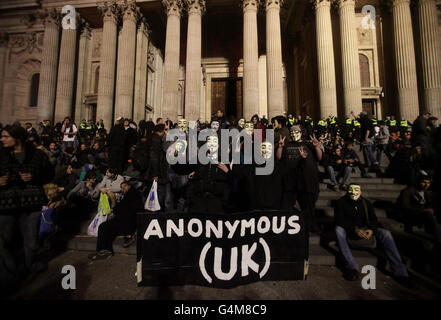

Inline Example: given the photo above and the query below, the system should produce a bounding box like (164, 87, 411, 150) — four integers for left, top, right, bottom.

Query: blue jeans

(327, 166, 351, 186)
(362, 141, 378, 166)
(0, 211, 43, 290)
(335, 226, 408, 277)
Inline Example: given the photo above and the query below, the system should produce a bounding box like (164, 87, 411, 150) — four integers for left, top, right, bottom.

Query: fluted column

(0, 32, 9, 115)
(74, 22, 91, 124)
(37, 8, 60, 122)
(134, 18, 150, 124)
(184, 0, 205, 121)
(418, 0, 441, 117)
(162, 0, 183, 121)
(114, 0, 139, 119)
(97, 1, 119, 128)
(54, 12, 78, 123)
(338, 0, 362, 115)
(265, 0, 284, 119)
(391, 0, 419, 120)
(242, 0, 260, 120)
(315, 0, 338, 118)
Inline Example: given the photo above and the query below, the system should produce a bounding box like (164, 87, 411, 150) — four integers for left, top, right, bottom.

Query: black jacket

(396, 186, 434, 215)
(113, 187, 144, 233)
(233, 161, 284, 210)
(107, 124, 125, 150)
(149, 134, 169, 184)
(334, 195, 379, 239)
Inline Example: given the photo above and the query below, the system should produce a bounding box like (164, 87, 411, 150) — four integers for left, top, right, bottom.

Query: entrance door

(87, 104, 97, 123)
(211, 78, 242, 119)
(362, 99, 376, 117)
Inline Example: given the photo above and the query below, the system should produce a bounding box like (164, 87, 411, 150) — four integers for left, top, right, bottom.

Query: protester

(334, 184, 418, 288)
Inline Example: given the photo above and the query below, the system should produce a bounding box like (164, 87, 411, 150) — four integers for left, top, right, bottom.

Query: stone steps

(322, 177, 394, 184)
(319, 183, 405, 191)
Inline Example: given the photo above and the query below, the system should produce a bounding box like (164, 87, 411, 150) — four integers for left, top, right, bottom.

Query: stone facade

(0, 0, 440, 127)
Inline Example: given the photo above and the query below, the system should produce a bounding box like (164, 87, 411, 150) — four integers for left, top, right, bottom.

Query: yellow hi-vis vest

(400, 120, 408, 127)
(345, 118, 352, 125)
(318, 120, 327, 127)
(353, 120, 361, 127)
(329, 117, 336, 125)
(288, 118, 295, 125)
(390, 120, 397, 126)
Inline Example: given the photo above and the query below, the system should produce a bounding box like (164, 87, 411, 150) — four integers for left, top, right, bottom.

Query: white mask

(348, 185, 361, 201)
(178, 119, 188, 132)
(290, 126, 302, 142)
(261, 142, 273, 160)
(207, 136, 219, 154)
(211, 121, 219, 132)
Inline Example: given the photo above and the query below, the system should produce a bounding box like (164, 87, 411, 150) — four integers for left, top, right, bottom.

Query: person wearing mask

(277, 125, 322, 233)
(334, 184, 418, 288)
(0, 125, 54, 291)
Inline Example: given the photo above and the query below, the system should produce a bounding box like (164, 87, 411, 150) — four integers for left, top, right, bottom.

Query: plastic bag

(145, 180, 161, 212)
(87, 193, 110, 236)
(39, 206, 54, 236)
(97, 192, 111, 216)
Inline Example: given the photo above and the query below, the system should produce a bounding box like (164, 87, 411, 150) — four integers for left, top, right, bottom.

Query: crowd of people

(0, 108, 440, 293)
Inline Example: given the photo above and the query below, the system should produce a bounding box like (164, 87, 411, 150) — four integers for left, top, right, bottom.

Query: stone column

(54, 12, 78, 123)
(338, 0, 362, 116)
(114, 0, 139, 119)
(391, 0, 419, 121)
(265, 0, 285, 119)
(97, 1, 119, 128)
(418, 0, 441, 117)
(242, 0, 259, 120)
(184, 0, 205, 121)
(315, 0, 338, 119)
(134, 18, 150, 124)
(74, 22, 91, 124)
(0, 32, 9, 115)
(37, 8, 60, 122)
(162, 0, 183, 121)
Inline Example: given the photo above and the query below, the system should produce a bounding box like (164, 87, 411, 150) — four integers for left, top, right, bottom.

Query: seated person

(91, 167, 125, 207)
(66, 171, 99, 224)
(54, 164, 78, 198)
(325, 147, 352, 191)
(88, 181, 144, 261)
(396, 174, 441, 244)
(341, 142, 370, 178)
(334, 184, 417, 288)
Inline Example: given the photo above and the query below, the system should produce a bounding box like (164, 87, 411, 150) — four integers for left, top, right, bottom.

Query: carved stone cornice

(336, 0, 355, 8)
(162, 0, 184, 17)
(310, 0, 332, 10)
(8, 32, 43, 55)
(98, 1, 120, 25)
(79, 20, 92, 39)
(185, 0, 206, 16)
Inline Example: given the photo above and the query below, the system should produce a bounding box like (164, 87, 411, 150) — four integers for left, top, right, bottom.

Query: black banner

(136, 210, 308, 288)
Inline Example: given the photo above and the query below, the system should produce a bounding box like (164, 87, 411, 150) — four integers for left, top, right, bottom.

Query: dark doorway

(211, 78, 242, 120)
(88, 104, 97, 123)
(362, 99, 376, 117)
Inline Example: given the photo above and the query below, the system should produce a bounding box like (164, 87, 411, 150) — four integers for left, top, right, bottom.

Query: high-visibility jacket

(329, 117, 336, 125)
(345, 118, 353, 125)
(372, 119, 378, 125)
(80, 123, 87, 130)
(353, 120, 361, 127)
(97, 123, 103, 130)
(389, 120, 397, 126)
(400, 120, 408, 127)
(318, 120, 327, 127)
(288, 118, 295, 126)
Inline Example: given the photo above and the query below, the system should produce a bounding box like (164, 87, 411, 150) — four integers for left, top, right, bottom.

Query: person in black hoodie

(334, 184, 417, 288)
(187, 135, 232, 214)
(233, 141, 284, 210)
(88, 181, 144, 261)
(277, 125, 322, 233)
(0, 125, 54, 291)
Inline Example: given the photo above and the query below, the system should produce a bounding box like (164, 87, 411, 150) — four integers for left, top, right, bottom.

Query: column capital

(98, 1, 120, 24)
(163, 0, 184, 17)
(40, 7, 61, 28)
(418, 0, 435, 4)
(119, 0, 140, 23)
(241, 0, 260, 12)
(336, 0, 355, 8)
(79, 20, 92, 39)
(310, 0, 332, 10)
(185, 0, 206, 16)
(265, 0, 284, 11)
(389, 0, 411, 7)
(139, 16, 152, 36)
